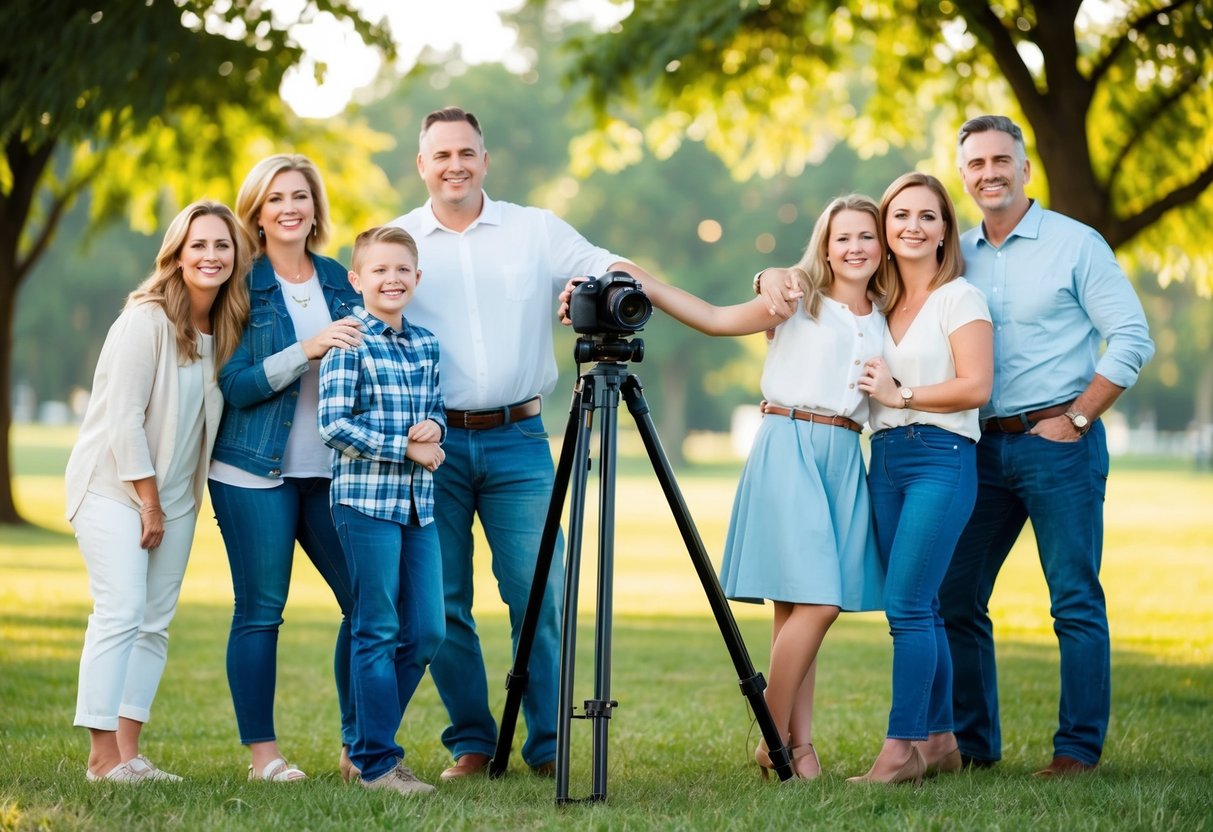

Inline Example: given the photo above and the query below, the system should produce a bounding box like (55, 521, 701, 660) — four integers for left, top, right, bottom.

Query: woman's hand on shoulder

(303, 317, 362, 359)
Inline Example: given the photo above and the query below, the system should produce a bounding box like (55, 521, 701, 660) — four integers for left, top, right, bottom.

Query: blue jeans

(939, 421, 1110, 766)
(428, 414, 563, 767)
(869, 425, 977, 741)
(332, 505, 445, 782)
(209, 477, 354, 746)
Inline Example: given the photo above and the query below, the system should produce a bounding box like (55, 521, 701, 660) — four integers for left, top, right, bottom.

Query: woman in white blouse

(852, 173, 993, 785)
(66, 201, 250, 782)
(643, 195, 887, 779)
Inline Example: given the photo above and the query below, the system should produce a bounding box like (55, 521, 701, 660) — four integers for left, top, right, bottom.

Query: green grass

(2, 424, 1211, 830)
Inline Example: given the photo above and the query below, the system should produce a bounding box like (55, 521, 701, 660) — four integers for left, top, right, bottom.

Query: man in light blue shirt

(939, 115, 1154, 778)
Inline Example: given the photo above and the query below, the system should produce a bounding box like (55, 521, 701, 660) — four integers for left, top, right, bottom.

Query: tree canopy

(0, 0, 394, 523)
(565, 0, 1213, 289)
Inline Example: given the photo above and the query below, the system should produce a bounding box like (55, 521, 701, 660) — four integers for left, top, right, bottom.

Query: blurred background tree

(6, 0, 1211, 523)
(0, 0, 395, 523)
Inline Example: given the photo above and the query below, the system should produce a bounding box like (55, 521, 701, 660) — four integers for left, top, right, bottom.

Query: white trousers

(72, 493, 196, 730)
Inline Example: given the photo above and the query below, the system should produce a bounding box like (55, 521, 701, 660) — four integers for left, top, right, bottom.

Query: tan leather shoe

(1032, 755, 1096, 778)
(339, 745, 361, 783)
(439, 752, 491, 781)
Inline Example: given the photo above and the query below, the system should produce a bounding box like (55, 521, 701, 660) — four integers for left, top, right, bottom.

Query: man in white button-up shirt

(389, 106, 663, 780)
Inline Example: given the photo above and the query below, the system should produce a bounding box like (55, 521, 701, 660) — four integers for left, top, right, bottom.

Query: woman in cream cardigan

(65, 200, 250, 782)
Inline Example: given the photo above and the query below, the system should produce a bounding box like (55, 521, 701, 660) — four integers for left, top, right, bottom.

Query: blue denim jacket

(211, 253, 360, 477)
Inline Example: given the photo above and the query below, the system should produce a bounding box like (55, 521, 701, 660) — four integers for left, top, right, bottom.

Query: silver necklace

(290, 292, 311, 308)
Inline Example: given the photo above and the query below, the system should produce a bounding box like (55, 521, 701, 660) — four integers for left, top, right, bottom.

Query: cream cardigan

(65, 301, 223, 520)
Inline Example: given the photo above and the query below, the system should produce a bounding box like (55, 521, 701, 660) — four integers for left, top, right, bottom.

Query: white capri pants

(72, 492, 196, 730)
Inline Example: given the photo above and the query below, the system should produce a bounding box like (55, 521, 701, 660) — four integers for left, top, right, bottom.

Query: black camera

(569, 271, 653, 335)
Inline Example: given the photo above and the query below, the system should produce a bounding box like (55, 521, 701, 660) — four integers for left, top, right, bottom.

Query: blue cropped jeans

(332, 505, 445, 783)
(209, 477, 355, 746)
(869, 425, 977, 741)
(428, 414, 564, 768)
(939, 421, 1110, 766)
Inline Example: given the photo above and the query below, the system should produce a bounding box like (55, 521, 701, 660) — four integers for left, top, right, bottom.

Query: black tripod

(487, 336, 794, 802)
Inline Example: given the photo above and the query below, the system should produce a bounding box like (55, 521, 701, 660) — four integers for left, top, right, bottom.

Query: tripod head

(573, 335, 644, 365)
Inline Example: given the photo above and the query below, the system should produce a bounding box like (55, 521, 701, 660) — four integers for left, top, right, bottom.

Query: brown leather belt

(446, 396, 542, 430)
(760, 401, 862, 434)
(982, 401, 1073, 434)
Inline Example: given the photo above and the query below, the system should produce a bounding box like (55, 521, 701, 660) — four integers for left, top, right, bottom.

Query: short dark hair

(419, 106, 483, 145)
(957, 115, 1027, 163)
(351, 226, 419, 274)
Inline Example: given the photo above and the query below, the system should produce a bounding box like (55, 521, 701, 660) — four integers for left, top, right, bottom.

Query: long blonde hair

(126, 200, 251, 373)
(790, 194, 884, 318)
(236, 154, 332, 255)
(874, 172, 964, 313)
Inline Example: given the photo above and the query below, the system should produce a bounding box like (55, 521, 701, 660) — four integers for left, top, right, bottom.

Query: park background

(2, 1, 1211, 829)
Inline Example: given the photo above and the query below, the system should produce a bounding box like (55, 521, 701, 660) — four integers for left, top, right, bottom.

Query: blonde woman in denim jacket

(208, 155, 362, 782)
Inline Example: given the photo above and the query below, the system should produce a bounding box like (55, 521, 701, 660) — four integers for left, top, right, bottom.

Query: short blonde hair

(351, 226, 419, 274)
(236, 154, 332, 254)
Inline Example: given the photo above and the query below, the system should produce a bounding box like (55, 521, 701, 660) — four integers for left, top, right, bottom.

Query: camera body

(569, 271, 653, 335)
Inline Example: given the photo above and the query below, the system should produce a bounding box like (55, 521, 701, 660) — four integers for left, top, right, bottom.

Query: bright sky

(274, 0, 631, 119)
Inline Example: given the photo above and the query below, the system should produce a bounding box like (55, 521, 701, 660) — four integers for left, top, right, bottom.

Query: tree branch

(1110, 158, 1213, 248)
(1088, 0, 1194, 87)
(1107, 68, 1201, 187)
(953, 1, 1047, 123)
(14, 156, 104, 283)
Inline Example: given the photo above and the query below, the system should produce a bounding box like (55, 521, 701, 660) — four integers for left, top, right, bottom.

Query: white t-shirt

(760, 296, 886, 425)
(389, 194, 623, 410)
(160, 334, 211, 520)
(868, 278, 991, 441)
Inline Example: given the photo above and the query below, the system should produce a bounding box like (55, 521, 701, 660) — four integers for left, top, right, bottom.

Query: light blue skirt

(719, 416, 884, 611)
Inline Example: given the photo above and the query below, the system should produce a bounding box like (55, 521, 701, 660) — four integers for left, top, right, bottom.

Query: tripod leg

(553, 376, 600, 803)
(490, 379, 588, 780)
(620, 374, 795, 782)
(588, 375, 623, 802)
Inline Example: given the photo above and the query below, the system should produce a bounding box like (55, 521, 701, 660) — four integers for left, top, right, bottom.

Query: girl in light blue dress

(641, 195, 886, 779)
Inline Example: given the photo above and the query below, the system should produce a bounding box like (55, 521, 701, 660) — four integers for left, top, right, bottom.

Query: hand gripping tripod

(488, 336, 794, 802)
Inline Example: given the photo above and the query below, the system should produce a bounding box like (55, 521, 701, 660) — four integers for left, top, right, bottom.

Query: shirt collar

(352, 304, 412, 338)
(976, 199, 1043, 247)
(416, 191, 501, 235)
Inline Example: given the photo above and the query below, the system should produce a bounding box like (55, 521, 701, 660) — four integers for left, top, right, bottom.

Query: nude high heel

(845, 746, 925, 786)
(924, 746, 961, 777)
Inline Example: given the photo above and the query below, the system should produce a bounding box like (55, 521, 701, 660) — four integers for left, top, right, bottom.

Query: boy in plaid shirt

(318, 226, 446, 796)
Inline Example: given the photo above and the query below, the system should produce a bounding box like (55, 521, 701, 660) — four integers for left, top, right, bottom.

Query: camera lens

(605, 285, 653, 330)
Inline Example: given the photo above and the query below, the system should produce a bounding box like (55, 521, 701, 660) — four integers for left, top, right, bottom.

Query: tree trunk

(0, 272, 25, 524)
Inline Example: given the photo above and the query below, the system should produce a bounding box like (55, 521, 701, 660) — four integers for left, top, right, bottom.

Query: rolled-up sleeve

(1079, 232, 1155, 388)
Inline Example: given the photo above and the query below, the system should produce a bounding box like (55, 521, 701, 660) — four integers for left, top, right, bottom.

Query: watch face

(900, 387, 913, 400)
(1074, 414, 1089, 427)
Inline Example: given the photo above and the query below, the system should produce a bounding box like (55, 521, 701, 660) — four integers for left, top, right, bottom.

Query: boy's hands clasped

(405, 419, 445, 472)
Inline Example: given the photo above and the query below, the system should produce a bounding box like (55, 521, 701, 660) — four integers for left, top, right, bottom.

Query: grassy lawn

(1, 424, 1210, 830)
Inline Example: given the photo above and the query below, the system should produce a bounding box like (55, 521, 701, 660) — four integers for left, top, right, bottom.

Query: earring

(886, 251, 893, 261)
(938, 239, 944, 248)
(312, 223, 317, 238)
(258, 226, 264, 239)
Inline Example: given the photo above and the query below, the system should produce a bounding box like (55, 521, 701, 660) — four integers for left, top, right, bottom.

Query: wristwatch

(899, 386, 914, 409)
(1064, 409, 1090, 436)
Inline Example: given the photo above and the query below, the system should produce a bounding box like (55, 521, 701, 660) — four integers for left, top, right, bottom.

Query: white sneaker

(359, 762, 436, 796)
(85, 760, 144, 783)
(129, 755, 183, 782)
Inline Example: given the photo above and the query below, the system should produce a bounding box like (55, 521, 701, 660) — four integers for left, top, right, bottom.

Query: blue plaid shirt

(318, 306, 445, 526)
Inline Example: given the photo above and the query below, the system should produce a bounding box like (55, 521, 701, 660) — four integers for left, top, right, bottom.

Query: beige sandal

(248, 757, 307, 782)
